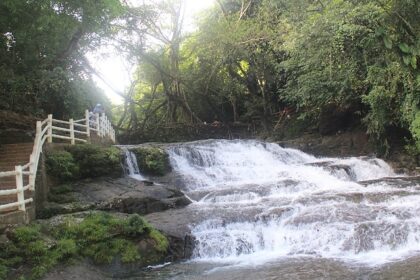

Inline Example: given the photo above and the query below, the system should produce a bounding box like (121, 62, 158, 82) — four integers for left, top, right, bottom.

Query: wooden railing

(0, 110, 115, 213)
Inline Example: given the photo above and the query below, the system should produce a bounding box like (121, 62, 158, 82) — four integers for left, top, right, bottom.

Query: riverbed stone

(39, 177, 191, 218)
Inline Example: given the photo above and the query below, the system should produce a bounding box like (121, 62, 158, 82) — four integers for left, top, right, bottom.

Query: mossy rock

(66, 144, 123, 178)
(0, 212, 169, 280)
(46, 144, 123, 182)
(47, 184, 76, 204)
(132, 147, 171, 176)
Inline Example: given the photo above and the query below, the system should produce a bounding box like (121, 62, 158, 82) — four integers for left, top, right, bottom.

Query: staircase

(0, 143, 33, 212)
(0, 110, 116, 226)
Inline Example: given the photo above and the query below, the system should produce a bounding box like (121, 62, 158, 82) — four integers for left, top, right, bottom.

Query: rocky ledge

(40, 177, 191, 218)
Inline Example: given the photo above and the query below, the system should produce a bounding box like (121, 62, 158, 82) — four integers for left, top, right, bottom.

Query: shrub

(66, 145, 123, 178)
(132, 147, 171, 176)
(46, 151, 79, 181)
(46, 145, 123, 182)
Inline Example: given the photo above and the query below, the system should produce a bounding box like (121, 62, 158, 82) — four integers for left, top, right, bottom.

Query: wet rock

(144, 208, 198, 260)
(306, 161, 355, 180)
(39, 177, 191, 218)
(358, 176, 420, 187)
(278, 131, 372, 158)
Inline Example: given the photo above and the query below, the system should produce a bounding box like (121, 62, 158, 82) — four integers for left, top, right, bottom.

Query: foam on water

(122, 147, 146, 181)
(167, 139, 420, 266)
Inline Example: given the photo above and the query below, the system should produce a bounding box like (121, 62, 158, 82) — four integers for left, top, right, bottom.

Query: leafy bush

(46, 145, 123, 182)
(132, 147, 171, 176)
(410, 111, 420, 153)
(66, 145, 123, 178)
(46, 151, 79, 181)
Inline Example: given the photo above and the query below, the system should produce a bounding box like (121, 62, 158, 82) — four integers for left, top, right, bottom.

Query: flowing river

(125, 139, 420, 279)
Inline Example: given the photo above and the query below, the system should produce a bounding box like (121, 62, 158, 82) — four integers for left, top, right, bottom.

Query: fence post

(85, 110, 90, 139)
(69, 118, 75, 145)
(15, 165, 25, 211)
(47, 114, 53, 143)
(101, 113, 105, 138)
(96, 113, 100, 136)
(29, 154, 35, 191)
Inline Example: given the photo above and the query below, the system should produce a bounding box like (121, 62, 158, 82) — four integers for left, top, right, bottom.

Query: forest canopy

(1, 0, 419, 154)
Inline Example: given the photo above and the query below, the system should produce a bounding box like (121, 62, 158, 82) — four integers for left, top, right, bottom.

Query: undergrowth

(0, 213, 168, 280)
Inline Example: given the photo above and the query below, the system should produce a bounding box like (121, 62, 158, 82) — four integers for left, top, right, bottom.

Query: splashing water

(122, 147, 146, 181)
(166, 139, 420, 266)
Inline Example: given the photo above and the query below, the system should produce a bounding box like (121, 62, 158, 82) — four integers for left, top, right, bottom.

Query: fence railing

(0, 110, 115, 213)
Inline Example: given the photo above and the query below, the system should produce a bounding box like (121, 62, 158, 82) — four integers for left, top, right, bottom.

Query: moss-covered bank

(46, 144, 123, 182)
(131, 147, 171, 176)
(0, 212, 169, 280)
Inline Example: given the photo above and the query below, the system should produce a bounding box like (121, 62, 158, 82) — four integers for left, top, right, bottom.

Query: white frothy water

(123, 148, 146, 181)
(167, 139, 420, 266)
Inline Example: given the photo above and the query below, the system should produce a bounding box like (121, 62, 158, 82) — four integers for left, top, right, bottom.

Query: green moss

(0, 213, 168, 279)
(47, 184, 75, 204)
(51, 184, 73, 195)
(45, 151, 79, 181)
(0, 225, 75, 280)
(66, 144, 123, 178)
(148, 229, 169, 253)
(46, 145, 123, 183)
(132, 147, 171, 176)
(52, 213, 154, 265)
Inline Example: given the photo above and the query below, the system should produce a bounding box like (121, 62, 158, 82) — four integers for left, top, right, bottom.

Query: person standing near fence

(90, 104, 105, 128)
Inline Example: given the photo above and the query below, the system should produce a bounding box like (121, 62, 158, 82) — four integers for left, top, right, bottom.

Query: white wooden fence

(0, 110, 115, 213)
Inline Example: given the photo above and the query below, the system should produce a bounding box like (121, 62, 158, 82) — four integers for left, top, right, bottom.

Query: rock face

(37, 176, 194, 272)
(277, 131, 372, 158)
(40, 177, 191, 218)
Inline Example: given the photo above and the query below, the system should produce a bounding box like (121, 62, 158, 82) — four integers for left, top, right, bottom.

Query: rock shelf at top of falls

(131, 139, 420, 267)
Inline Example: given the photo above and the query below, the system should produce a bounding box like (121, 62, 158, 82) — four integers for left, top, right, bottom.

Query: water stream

(125, 139, 420, 279)
(123, 147, 146, 181)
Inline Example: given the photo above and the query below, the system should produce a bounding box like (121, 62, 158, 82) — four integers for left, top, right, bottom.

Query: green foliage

(0, 225, 75, 280)
(409, 111, 420, 154)
(116, 0, 420, 155)
(132, 147, 171, 176)
(0, 213, 167, 279)
(48, 184, 75, 204)
(46, 145, 123, 182)
(0, 0, 125, 117)
(148, 229, 169, 253)
(52, 213, 157, 265)
(46, 151, 79, 181)
(66, 145, 123, 178)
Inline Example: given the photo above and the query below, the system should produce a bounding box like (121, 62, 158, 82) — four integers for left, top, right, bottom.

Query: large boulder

(39, 177, 191, 219)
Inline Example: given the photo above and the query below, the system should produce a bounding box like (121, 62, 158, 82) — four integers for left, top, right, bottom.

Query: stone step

(0, 151, 32, 156)
(0, 152, 32, 161)
(0, 159, 30, 165)
(0, 158, 30, 164)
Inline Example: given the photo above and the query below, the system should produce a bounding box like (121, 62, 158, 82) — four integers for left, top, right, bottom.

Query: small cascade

(123, 148, 146, 181)
(166, 139, 420, 265)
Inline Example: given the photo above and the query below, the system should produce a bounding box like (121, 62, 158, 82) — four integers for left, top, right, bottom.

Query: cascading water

(166, 139, 420, 266)
(122, 148, 146, 181)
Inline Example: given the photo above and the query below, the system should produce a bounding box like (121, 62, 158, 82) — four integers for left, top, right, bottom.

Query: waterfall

(167, 139, 420, 265)
(123, 148, 146, 181)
